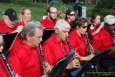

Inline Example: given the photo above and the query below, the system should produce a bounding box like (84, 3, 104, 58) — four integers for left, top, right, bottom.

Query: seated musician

(0, 34, 20, 77)
(8, 21, 45, 77)
(43, 19, 80, 77)
(68, 18, 95, 77)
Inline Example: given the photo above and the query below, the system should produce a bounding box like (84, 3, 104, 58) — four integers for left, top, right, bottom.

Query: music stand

(48, 50, 75, 77)
(42, 28, 55, 44)
(75, 49, 112, 77)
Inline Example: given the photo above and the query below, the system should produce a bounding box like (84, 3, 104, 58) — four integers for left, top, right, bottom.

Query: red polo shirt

(0, 19, 19, 77)
(0, 58, 10, 77)
(0, 19, 24, 51)
(8, 41, 42, 77)
(40, 17, 56, 28)
(10, 21, 25, 51)
(15, 21, 25, 26)
(43, 34, 70, 65)
(68, 30, 88, 57)
(90, 27, 113, 52)
(0, 19, 16, 33)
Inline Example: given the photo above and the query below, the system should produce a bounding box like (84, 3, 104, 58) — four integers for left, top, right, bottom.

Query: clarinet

(0, 52, 15, 77)
(85, 32, 95, 54)
(66, 38, 81, 67)
(66, 38, 77, 59)
(39, 44, 48, 75)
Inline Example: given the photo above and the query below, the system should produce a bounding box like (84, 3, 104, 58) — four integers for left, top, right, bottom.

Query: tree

(0, 0, 11, 2)
(92, 0, 115, 15)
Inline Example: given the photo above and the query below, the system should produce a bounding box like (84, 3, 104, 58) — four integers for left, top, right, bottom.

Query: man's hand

(44, 62, 53, 74)
(41, 74, 48, 77)
(0, 35, 4, 52)
(78, 53, 95, 61)
(13, 26, 23, 33)
(15, 73, 21, 77)
(66, 59, 80, 70)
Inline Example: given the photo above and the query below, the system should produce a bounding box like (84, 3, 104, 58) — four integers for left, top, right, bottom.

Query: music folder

(2, 32, 18, 52)
(48, 50, 75, 77)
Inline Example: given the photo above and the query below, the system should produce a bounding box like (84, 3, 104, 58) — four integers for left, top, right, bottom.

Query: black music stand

(75, 49, 112, 77)
(42, 28, 55, 44)
(48, 50, 76, 77)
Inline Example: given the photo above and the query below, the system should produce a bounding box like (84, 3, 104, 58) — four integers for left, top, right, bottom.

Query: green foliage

(86, 5, 96, 17)
(0, 0, 114, 20)
(0, 0, 73, 20)
(90, 0, 115, 16)
(0, 1, 47, 20)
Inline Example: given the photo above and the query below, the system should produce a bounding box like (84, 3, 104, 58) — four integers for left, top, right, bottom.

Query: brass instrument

(85, 32, 95, 54)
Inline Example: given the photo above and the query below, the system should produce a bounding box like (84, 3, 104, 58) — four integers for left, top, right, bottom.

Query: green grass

(0, 0, 73, 20)
(0, 0, 113, 20)
(0, 1, 47, 20)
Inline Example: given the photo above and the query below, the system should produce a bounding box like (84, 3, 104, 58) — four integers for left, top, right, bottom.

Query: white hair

(104, 15, 115, 25)
(54, 19, 70, 29)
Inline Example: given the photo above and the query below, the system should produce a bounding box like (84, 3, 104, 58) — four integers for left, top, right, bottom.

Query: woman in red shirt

(68, 18, 94, 61)
(90, 14, 113, 52)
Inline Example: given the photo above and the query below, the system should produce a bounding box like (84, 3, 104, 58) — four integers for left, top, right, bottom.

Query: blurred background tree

(0, 0, 114, 19)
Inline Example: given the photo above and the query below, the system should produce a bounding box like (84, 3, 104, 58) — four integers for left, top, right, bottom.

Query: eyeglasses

(49, 11, 57, 14)
(69, 14, 75, 16)
(82, 26, 88, 29)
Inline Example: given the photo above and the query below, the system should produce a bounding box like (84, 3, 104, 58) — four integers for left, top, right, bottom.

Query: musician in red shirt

(8, 21, 44, 77)
(0, 8, 22, 77)
(88, 14, 115, 72)
(68, 18, 95, 77)
(0, 34, 9, 77)
(90, 14, 113, 52)
(0, 8, 18, 33)
(97, 15, 115, 71)
(65, 8, 76, 28)
(40, 5, 58, 28)
(43, 19, 80, 76)
(0, 34, 21, 77)
(16, 7, 32, 26)
(68, 18, 94, 61)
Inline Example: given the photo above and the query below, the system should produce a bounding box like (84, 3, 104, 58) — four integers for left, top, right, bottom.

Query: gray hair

(54, 19, 70, 29)
(21, 21, 44, 40)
